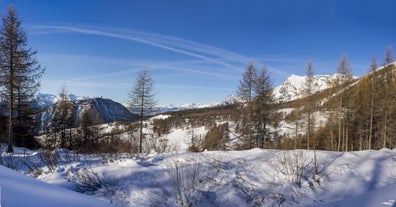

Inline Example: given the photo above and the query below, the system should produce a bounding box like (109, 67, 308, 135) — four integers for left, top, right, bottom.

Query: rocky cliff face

(73, 98, 138, 124)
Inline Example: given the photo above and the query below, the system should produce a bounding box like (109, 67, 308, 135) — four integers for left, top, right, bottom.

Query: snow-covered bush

(165, 159, 202, 206)
(73, 166, 118, 195)
(38, 149, 59, 172)
(275, 150, 313, 187)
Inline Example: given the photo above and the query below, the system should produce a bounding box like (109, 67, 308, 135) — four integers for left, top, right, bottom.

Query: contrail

(30, 25, 292, 77)
(31, 25, 239, 69)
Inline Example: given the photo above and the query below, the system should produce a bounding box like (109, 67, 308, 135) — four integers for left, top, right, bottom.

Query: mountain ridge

(35, 73, 342, 115)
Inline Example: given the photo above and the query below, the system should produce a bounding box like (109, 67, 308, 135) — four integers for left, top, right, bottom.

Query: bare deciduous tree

(237, 63, 257, 148)
(51, 86, 74, 148)
(129, 67, 156, 154)
(335, 55, 352, 151)
(383, 45, 393, 66)
(303, 60, 315, 150)
(0, 6, 44, 152)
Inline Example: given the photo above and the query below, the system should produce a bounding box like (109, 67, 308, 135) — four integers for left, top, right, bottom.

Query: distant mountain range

(34, 72, 346, 130)
(36, 74, 346, 123)
(152, 94, 243, 113)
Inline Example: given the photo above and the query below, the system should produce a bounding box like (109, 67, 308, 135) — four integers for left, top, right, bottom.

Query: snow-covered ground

(1, 147, 396, 207)
(0, 163, 112, 207)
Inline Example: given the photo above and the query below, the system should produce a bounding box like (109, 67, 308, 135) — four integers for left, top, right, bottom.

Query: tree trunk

(7, 51, 14, 153)
(139, 84, 145, 154)
(383, 111, 387, 149)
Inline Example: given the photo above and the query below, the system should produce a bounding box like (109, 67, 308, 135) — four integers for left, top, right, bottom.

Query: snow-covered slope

(318, 182, 396, 207)
(7, 147, 395, 207)
(0, 164, 112, 207)
(273, 74, 341, 103)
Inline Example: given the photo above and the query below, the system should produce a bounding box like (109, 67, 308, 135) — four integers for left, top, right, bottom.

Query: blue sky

(1, 0, 395, 105)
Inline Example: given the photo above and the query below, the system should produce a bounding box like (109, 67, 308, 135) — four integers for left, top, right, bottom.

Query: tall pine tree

(0, 6, 44, 152)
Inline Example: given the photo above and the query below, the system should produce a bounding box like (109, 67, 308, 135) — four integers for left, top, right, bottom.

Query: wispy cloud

(31, 25, 239, 69)
(30, 25, 292, 78)
(39, 53, 240, 82)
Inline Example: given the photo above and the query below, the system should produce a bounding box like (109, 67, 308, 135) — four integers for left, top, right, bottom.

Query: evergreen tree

(0, 6, 44, 152)
(129, 67, 156, 154)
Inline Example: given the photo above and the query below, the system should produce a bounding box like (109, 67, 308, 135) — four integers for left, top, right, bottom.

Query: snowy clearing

(0, 164, 112, 207)
(1, 147, 396, 206)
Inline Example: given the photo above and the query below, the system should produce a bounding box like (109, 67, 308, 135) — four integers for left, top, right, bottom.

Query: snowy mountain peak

(273, 73, 341, 103)
(222, 94, 243, 105)
(35, 93, 92, 107)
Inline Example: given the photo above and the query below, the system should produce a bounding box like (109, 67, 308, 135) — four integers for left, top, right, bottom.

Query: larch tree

(303, 60, 315, 150)
(237, 63, 257, 149)
(0, 6, 44, 152)
(253, 65, 273, 148)
(129, 67, 156, 154)
(79, 109, 96, 152)
(335, 55, 352, 151)
(51, 86, 74, 148)
(380, 46, 395, 149)
(303, 60, 318, 175)
(368, 56, 377, 149)
(383, 45, 394, 66)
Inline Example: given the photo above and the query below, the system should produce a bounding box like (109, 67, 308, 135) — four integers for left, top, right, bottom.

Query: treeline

(316, 51, 396, 151)
(197, 46, 396, 152)
(281, 47, 396, 151)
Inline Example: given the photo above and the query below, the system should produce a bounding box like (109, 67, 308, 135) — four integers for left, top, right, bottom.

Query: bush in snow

(73, 166, 118, 195)
(37, 149, 59, 173)
(274, 150, 313, 187)
(165, 159, 202, 206)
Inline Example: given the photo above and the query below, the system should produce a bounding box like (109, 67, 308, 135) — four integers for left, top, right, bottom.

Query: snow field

(0, 164, 112, 207)
(2, 147, 393, 206)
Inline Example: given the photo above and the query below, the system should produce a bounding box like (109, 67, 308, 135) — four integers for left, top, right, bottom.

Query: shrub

(165, 160, 201, 206)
